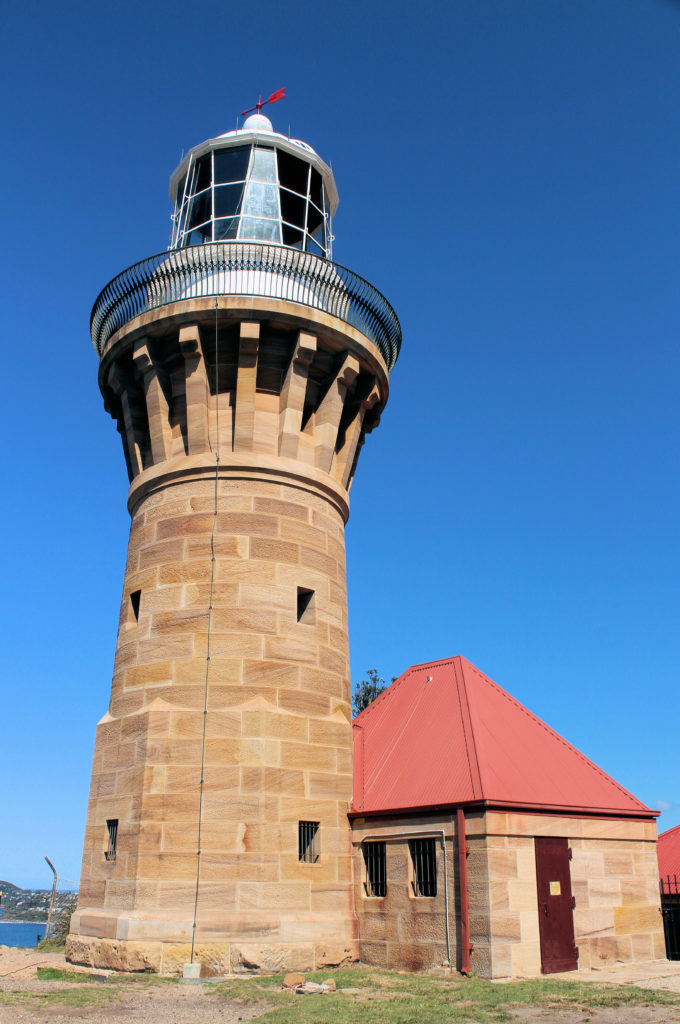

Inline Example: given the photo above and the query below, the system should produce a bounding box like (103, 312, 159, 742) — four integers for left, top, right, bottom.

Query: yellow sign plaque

(549, 881, 561, 896)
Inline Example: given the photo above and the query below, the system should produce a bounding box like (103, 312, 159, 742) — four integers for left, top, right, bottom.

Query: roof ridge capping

(460, 657, 651, 813)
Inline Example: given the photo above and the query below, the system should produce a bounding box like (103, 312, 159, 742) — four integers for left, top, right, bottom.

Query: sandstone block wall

(350, 810, 664, 980)
(468, 811, 665, 978)
(69, 302, 390, 973)
(70, 476, 359, 971)
(350, 815, 457, 971)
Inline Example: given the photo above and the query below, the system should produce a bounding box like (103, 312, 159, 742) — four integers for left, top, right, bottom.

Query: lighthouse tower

(67, 110, 401, 974)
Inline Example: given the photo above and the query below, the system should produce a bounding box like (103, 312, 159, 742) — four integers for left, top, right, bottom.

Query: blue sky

(2, 0, 678, 889)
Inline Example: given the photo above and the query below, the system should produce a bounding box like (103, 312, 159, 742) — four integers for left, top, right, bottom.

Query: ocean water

(0, 921, 47, 948)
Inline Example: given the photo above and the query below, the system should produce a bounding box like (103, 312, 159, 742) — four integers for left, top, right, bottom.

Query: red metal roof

(351, 655, 654, 819)
(658, 825, 680, 881)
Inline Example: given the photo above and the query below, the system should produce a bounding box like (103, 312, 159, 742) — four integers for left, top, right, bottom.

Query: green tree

(352, 669, 391, 717)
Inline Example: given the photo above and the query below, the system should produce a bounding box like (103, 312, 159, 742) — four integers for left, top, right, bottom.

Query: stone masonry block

(487, 850, 518, 881)
(613, 904, 662, 936)
(574, 906, 615, 938)
(250, 538, 300, 564)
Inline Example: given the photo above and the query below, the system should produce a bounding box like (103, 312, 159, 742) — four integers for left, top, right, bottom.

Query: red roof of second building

(658, 825, 680, 881)
(351, 655, 654, 819)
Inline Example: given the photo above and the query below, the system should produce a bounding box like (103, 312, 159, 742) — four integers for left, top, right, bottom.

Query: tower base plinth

(66, 930, 358, 976)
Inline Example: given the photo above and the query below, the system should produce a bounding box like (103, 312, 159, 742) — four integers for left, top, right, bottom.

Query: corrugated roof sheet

(351, 655, 653, 819)
(658, 825, 680, 880)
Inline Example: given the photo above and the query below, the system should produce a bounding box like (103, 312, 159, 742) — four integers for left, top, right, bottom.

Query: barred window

(363, 842, 386, 897)
(410, 838, 437, 897)
(298, 821, 319, 863)
(105, 819, 118, 862)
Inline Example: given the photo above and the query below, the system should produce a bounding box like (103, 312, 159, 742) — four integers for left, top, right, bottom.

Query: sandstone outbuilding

(350, 656, 665, 977)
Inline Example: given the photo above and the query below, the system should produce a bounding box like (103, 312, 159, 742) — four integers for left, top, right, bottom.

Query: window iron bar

(363, 841, 386, 897)
(298, 821, 319, 863)
(410, 837, 437, 897)
(105, 819, 118, 862)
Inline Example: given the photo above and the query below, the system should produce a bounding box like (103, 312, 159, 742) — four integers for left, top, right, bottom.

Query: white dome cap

(243, 113, 273, 132)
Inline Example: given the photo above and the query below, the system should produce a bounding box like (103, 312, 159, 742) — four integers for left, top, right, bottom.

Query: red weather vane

(241, 88, 286, 117)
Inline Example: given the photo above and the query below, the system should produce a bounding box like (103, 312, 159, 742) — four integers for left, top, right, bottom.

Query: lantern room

(169, 113, 338, 257)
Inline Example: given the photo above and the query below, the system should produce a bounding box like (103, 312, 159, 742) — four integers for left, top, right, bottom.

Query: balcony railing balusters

(91, 243, 401, 370)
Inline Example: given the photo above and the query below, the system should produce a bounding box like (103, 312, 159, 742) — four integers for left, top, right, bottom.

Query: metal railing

(90, 242, 402, 370)
(661, 876, 680, 960)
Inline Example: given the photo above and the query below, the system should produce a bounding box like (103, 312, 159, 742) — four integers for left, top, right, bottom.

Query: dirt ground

(513, 1012, 680, 1023)
(0, 948, 262, 1024)
(2, 947, 680, 1024)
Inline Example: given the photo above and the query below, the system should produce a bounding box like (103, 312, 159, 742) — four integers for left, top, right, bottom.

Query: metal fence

(660, 876, 680, 960)
(90, 243, 402, 371)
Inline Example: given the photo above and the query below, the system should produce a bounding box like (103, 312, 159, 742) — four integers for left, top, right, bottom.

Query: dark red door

(534, 837, 578, 974)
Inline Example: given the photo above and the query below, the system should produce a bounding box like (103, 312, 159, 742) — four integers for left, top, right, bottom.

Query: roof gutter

(349, 799, 658, 821)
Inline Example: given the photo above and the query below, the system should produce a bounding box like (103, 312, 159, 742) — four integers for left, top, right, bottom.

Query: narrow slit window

(410, 838, 437, 897)
(105, 819, 118, 862)
(297, 587, 315, 624)
(129, 590, 141, 623)
(363, 842, 386, 897)
(298, 821, 319, 863)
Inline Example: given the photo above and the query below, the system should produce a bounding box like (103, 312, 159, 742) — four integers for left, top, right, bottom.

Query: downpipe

(456, 809, 473, 974)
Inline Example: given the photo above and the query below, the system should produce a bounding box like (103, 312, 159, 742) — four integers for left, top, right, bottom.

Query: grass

(11, 963, 679, 1022)
(35, 937, 66, 952)
(107, 970, 180, 986)
(0, 986, 117, 1009)
(35, 965, 179, 987)
(36, 966, 99, 983)
(210, 967, 680, 1024)
(0, 964, 173, 1012)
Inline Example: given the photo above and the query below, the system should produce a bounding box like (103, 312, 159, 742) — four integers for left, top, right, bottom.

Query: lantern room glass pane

(187, 190, 212, 230)
(214, 217, 239, 240)
(194, 154, 212, 193)
(280, 188, 306, 229)
(282, 224, 304, 249)
(310, 168, 322, 210)
(243, 181, 279, 219)
(214, 145, 250, 184)
(311, 221, 326, 248)
(306, 202, 323, 234)
(250, 148, 277, 183)
(185, 224, 211, 246)
(240, 217, 281, 242)
(214, 183, 245, 218)
(277, 150, 309, 194)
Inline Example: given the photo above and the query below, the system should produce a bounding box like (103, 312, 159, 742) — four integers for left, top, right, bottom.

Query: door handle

(543, 903, 549, 917)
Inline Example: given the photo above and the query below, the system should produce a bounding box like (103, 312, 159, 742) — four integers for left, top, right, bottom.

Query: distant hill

(0, 880, 77, 922)
(0, 881, 25, 896)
